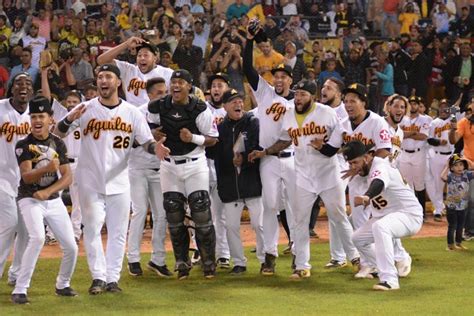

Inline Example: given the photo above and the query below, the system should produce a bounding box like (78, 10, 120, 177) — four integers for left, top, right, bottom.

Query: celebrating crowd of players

(0, 20, 473, 305)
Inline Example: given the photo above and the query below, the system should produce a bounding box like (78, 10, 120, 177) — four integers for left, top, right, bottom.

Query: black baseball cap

(208, 72, 230, 85)
(293, 80, 317, 95)
(29, 96, 53, 115)
(271, 63, 293, 78)
(449, 154, 468, 169)
(408, 96, 421, 104)
(343, 83, 368, 102)
(136, 41, 158, 55)
(342, 140, 375, 161)
(222, 89, 243, 103)
(98, 63, 121, 78)
(171, 69, 193, 84)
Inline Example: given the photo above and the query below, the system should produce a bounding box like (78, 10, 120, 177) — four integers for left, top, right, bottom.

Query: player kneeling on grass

(343, 140, 423, 291)
(208, 89, 265, 275)
(12, 96, 78, 304)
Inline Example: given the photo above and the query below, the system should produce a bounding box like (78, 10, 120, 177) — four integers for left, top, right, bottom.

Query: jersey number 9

(74, 131, 81, 140)
(113, 136, 130, 149)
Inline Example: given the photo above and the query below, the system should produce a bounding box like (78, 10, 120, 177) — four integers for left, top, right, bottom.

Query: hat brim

(271, 68, 292, 78)
(136, 43, 157, 55)
(224, 93, 244, 104)
(208, 74, 230, 85)
(343, 88, 367, 102)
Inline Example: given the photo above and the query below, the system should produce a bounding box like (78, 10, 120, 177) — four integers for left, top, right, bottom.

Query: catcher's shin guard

(164, 192, 190, 265)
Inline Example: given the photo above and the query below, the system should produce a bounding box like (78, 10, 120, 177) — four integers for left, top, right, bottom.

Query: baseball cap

(342, 140, 375, 161)
(97, 63, 121, 78)
(449, 154, 468, 169)
(171, 69, 193, 84)
(29, 96, 53, 115)
(121, 3, 129, 9)
(208, 72, 230, 85)
(194, 18, 203, 24)
(293, 80, 317, 95)
(271, 63, 293, 78)
(222, 89, 243, 103)
(136, 41, 158, 55)
(343, 83, 368, 102)
(408, 96, 421, 104)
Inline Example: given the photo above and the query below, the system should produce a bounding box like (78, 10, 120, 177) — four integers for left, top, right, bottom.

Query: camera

(450, 106, 460, 115)
(248, 19, 267, 43)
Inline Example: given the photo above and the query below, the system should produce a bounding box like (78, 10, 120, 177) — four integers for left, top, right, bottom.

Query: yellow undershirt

(295, 103, 316, 128)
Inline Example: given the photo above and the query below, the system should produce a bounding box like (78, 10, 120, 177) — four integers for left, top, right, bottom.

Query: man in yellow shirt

(0, 15, 12, 63)
(254, 40, 284, 84)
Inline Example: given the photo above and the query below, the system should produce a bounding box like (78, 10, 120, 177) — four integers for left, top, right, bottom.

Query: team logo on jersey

(391, 135, 401, 148)
(401, 124, 420, 132)
(265, 102, 286, 122)
(370, 170, 381, 179)
(287, 122, 328, 146)
(0, 122, 31, 142)
(434, 123, 450, 138)
(342, 132, 374, 146)
(127, 78, 147, 96)
(83, 117, 133, 139)
(379, 129, 390, 141)
(171, 112, 183, 119)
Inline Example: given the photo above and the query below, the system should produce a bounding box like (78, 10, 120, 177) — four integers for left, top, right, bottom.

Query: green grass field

(1, 237, 473, 315)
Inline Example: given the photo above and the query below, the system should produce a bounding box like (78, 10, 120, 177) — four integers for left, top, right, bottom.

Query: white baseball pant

(210, 181, 230, 260)
(69, 162, 82, 240)
(127, 168, 167, 266)
(14, 197, 77, 294)
(293, 182, 358, 270)
(352, 212, 422, 288)
(160, 157, 209, 194)
(398, 149, 426, 191)
(260, 155, 296, 257)
(0, 193, 27, 282)
(79, 187, 130, 283)
(425, 152, 450, 215)
(223, 197, 265, 267)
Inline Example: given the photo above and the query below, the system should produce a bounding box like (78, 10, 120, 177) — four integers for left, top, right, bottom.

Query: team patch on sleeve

(379, 129, 390, 142)
(15, 148, 23, 156)
(370, 170, 381, 180)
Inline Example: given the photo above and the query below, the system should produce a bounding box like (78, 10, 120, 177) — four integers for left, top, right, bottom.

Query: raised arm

(97, 36, 146, 65)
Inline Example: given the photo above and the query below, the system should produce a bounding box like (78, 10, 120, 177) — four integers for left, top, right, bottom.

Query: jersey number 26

(113, 136, 130, 149)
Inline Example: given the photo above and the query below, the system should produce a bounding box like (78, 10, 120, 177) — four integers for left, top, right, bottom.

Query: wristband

(57, 118, 72, 133)
(147, 142, 157, 155)
(191, 134, 205, 146)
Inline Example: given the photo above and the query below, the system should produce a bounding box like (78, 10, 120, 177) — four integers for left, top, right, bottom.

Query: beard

(210, 96, 223, 107)
(390, 113, 402, 124)
(295, 99, 312, 114)
(360, 163, 370, 177)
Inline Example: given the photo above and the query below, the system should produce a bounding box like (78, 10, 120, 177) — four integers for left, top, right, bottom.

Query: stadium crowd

(0, 0, 474, 304)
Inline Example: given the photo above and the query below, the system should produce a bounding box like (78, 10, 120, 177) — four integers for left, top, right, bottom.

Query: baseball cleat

(446, 245, 456, 251)
(290, 269, 311, 279)
(55, 287, 78, 297)
(395, 256, 412, 278)
(191, 249, 201, 266)
(455, 243, 468, 250)
(128, 262, 143, 276)
(260, 253, 276, 276)
(147, 261, 173, 277)
(203, 269, 216, 279)
(434, 214, 442, 222)
(462, 234, 473, 241)
(11, 293, 29, 304)
(216, 257, 231, 269)
(88, 279, 106, 295)
(354, 266, 378, 279)
(309, 229, 319, 239)
(176, 263, 191, 280)
(351, 257, 361, 272)
(325, 259, 348, 269)
(45, 236, 58, 246)
(229, 266, 247, 275)
(105, 282, 122, 293)
(282, 242, 293, 255)
(373, 281, 400, 291)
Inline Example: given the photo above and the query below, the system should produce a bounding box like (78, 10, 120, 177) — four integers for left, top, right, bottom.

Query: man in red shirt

(0, 64, 8, 98)
(382, 0, 400, 38)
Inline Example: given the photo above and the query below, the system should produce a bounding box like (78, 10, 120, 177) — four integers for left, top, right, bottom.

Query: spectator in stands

(172, 29, 203, 84)
(31, 7, 51, 41)
(177, 4, 194, 31)
(263, 0, 278, 16)
(335, 2, 351, 34)
(399, 2, 419, 35)
(342, 47, 366, 87)
(451, 7, 473, 38)
(342, 21, 364, 54)
(192, 18, 210, 56)
(71, 0, 86, 15)
(431, 2, 453, 35)
(221, 43, 244, 93)
(19, 23, 46, 68)
(263, 17, 281, 43)
(3, 0, 28, 25)
(0, 14, 11, 67)
(160, 50, 174, 68)
(54, 16, 81, 47)
(388, 38, 410, 97)
(382, 0, 400, 38)
(0, 64, 8, 97)
(151, 6, 165, 27)
(226, 0, 249, 21)
(318, 58, 342, 87)
(426, 36, 446, 104)
(254, 39, 284, 83)
(84, 19, 102, 46)
(284, 15, 308, 43)
(374, 51, 394, 113)
(117, 2, 132, 32)
(190, 0, 205, 16)
(167, 23, 183, 53)
(210, 37, 231, 73)
(407, 40, 430, 100)
(284, 41, 306, 84)
(8, 47, 39, 87)
(9, 16, 26, 48)
(281, 0, 298, 16)
(444, 43, 474, 110)
(70, 47, 94, 90)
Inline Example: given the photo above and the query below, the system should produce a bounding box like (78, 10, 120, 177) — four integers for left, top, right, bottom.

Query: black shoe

(203, 269, 216, 279)
(216, 257, 231, 269)
(55, 287, 78, 297)
(106, 282, 122, 293)
(128, 262, 143, 276)
(229, 266, 247, 275)
(309, 229, 319, 238)
(261, 253, 276, 276)
(434, 214, 442, 222)
(147, 261, 173, 277)
(11, 293, 29, 304)
(176, 263, 191, 280)
(291, 255, 296, 270)
(88, 279, 106, 295)
(250, 248, 257, 253)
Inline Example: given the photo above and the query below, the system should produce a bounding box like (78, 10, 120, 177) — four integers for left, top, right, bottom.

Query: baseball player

(54, 64, 158, 294)
(315, 83, 392, 278)
(12, 96, 78, 304)
(244, 23, 297, 276)
(127, 77, 173, 278)
(0, 73, 34, 287)
(263, 80, 358, 279)
(344, 140, 423, 291)
(206, 72, 232, 269)
(426, 99, 454, 222)
(320, 77, 360, 269)
(148, 69, 218, 280)
(398, 96, 431, 218)
(97, 37, 173, 105)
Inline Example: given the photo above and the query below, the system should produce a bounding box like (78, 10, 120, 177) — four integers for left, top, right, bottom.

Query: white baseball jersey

(114, 59, 173, 106)
(252, 76, 294, 150)
(333, 102, 348, 121)
(0, 99, 31, 197)
(206, 102, 227, 183)
(388, 123, 404, 168)
(428, 117, 454, 153)
(128, 104, 161, 170)
(365, 157, 423, 218)
(65, 98, 154, 194)
(399, 114, 431, 151)
(327, 111, 392, 151)
(52, 99, 81, 159)
(280, 103, 341, 193)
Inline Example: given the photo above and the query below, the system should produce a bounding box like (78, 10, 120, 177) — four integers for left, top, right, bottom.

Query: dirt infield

(36, 215, 447, 259)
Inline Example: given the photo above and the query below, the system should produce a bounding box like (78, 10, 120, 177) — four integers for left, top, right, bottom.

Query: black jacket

(208, 112, 262, 203)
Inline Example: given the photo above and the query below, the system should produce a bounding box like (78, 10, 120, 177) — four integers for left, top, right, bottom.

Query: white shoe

(373, 281, 400, 291)
(354, 266, 377, 279)
(395, 256, 412, 278)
